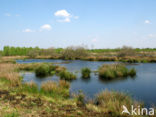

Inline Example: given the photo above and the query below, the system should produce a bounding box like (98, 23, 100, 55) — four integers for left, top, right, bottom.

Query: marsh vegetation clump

(81, 67, 91, 78)
(35, 64, 50, 77)
(86, 90, 142, 116)
(117, 46, 137, 57)
(61, 46, 89, 60)
(22, 81, 38, 94)
(0, 63, 21, 86)
(98, 64, 136, 79)
(40, 81, 70, 98)
(59, 70, 76, 80)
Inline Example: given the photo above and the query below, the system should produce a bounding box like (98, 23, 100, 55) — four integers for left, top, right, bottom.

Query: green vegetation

(40, 81, 70, 98)
(86, 90, 142, 116)
(59, 70, 77, 80)
(22, 81, 38, 94)
(2, 45, 156, 63)
(61, 46, 88, 60)
(35, 64, 51, 77)
(0, 57, 154, 117)
(98, 64, 136, 79)
(81, 67, 91, 78)
(117, 46, 136, 57)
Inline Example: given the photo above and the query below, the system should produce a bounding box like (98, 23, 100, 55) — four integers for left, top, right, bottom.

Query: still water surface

(16, 59, 156, 106)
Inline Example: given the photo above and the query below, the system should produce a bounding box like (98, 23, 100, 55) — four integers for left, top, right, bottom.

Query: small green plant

(81, 67, 91, 78)
(59, 70, 76, 80)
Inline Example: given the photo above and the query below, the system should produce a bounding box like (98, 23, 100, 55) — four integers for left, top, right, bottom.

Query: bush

(98, 64, 136, 79)
(81, 67, 91, 78)
(59, 70, 76, 80)
(117, 46, 136, 57)
(27, 49, 39, 58)
(61, 46, 88, 60)
(35, 64, 50, 77)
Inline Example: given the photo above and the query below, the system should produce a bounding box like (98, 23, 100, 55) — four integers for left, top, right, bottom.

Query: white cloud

(23, 29, 34, 32)
(40, 24, 52, 31)
(5, 13, 11, 16)
(144, 20, 151, 24)
(54, 9, 78, 23)
(54, 10, 70, 17)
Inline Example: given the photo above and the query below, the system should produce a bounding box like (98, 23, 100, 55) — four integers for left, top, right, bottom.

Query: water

(17, 59, 156, 106)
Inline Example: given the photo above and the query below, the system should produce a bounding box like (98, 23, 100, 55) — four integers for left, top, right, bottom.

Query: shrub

(35, 64, 50, 77)
(81, 67, 91, 78)
(59, 70, 76, 80)
(61, 46, 88, 60)
(27, 49, 39, 58)
(98, 64, 136, 79)
(117, 46, 136, 57)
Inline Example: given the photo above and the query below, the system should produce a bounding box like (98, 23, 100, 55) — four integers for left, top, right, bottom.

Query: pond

(16, 59, 156, 107)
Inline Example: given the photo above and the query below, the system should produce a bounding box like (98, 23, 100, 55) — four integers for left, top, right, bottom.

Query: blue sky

(0, 0, 156, 49)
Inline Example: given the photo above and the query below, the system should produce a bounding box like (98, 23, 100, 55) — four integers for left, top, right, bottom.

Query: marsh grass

(35, 64, 50, 77)
(98, 64, 136, 79)
(18, 63, 64, 77)
(40, 81, 70, 98)
(59, 80, 70, 89)
(0, 63, 21, 86)
(22, 81, 38, 94)
(81, 68, 91, 78)
(86, 90, 142, 116)
(59, 70, 76, 80)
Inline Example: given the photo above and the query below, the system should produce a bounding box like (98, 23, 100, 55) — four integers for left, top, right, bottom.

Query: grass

(21, 81, 38, 94)
(0, 63, 21, 86)
(0, 56, 155, 117)
(35, 64, 50, 77)
(86, 90, 142, 116)
(81, 67, 91, 78)
(40, 81, 70, 98)
(59, 70, 76, 80)
(98, 64, 136, 80)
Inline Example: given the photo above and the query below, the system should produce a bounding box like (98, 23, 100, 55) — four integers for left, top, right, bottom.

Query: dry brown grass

(41, 81, 58, 92)
(59, 80, 70, 89)
(0, 63, 21, 86)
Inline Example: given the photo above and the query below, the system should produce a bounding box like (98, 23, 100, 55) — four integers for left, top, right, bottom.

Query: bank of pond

(17, 59, 156, 107)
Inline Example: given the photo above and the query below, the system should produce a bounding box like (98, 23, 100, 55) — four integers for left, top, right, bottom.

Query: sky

(0, 0, 156, 50)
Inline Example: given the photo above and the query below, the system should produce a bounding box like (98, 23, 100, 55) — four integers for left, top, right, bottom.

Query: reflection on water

(17, 59, 156, 106)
